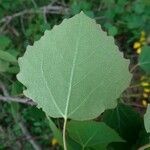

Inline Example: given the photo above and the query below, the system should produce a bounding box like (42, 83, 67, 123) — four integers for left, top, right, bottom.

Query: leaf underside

(17, 12, 131, 120)
(144, 104, 150, 133)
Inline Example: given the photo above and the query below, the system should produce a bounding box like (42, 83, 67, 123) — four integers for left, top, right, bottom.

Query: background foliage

(0, 0, 150, 149)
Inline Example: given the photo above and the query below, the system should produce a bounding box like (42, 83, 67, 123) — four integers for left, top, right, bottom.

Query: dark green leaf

(102, 104, 143, 144)
(0, 50, 17, 63)
(67, 120, 123, 149)
(139, 46, 150, 74)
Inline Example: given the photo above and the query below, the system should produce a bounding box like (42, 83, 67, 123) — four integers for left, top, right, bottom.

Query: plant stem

(138, 143, 150, 150)
(63, 118, 67, 150)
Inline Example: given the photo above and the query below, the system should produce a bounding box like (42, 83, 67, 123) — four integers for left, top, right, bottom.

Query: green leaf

(104, 23, 118, 36)
(102, 104, 143, 144)
(67, 138, 82, 150)
(0, 50, 17, 63)
(0, 59, 9, 72)
(67, 121, 124, 149)
(7, 66, 19, 74)
(139, 46, 150, 74)
(11, 81, 23, 96)
(91, 144, 108, 150)
(0, 35, 11, 50)
(144, 104, 150, 133)
(23, 107, 45, 120)
(17, 12, 131, 120)
(133, 2, 145, 14)
(125, 15, 143, 29)
(133, 130, 150, 149)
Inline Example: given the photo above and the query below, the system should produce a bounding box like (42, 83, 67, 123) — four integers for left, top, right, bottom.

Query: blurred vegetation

(0, 0, 150, 149)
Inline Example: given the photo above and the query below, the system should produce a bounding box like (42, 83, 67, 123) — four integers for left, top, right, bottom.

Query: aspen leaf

(17, 12, 131, 120)
(67, 121, 124, 149)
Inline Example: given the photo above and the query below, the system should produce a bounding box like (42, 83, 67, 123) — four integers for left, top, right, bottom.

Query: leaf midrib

(64, 16, 82, 118)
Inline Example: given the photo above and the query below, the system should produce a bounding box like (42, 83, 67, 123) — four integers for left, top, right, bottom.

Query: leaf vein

(41, 54, 64, 117)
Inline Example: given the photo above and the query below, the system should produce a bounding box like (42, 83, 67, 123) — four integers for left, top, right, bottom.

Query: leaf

(0, 59, 9, 72)
(67, 138, 82, 150)
(139, 46, 150, 74)
(133, 130, 150, 149)
(11, 81, 23, 96)
(91, 144, 108, 150)
(23, 107, 45, 120)
(108, 25, 118, 36)
(0, 35, 11, 50)
(144, 104, 150, 133)
(104, 23, 118, 36)
(0, 50, 17, 63)
(102, 104, 143, 144)
(133, 2, 145, 14)
(17, 12, 131, 120)
(67, 120, 124, 149)
(7, 66, 19, 74)
(125, 15, 143, 29)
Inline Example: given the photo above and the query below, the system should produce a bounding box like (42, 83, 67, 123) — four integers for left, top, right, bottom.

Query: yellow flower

(51, 138, 58, 146)
(144, 88, 150, 93)
(142, 100, 148, 107)
(141, 82, 149, 87)
(143, 93, 148, 98)
(136, 48, 141, 54)
(133, 42, 141, 49)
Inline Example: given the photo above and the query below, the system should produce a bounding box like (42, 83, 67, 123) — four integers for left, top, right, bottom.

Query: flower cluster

(133, 31, 150, 107)
(133, 31, 146, 54)
(140, 76, 150, 107)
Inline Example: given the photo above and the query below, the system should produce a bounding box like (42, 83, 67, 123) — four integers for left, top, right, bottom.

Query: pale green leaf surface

(17, 12, 131, 120)
(67, 121, 124, 148)
(139, 46, 150, 74)
(144, 104, 150, 133)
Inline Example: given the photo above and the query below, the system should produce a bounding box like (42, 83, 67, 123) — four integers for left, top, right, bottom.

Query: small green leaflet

(139, 46, 150, 74)
(0, 35, 11, 50)
(17, 12, 131, 120)
(67, 120, 124, 149)
(0, 50, 17, 63)
(144, 104, 150, 133)
(0, 59, 9, 72)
